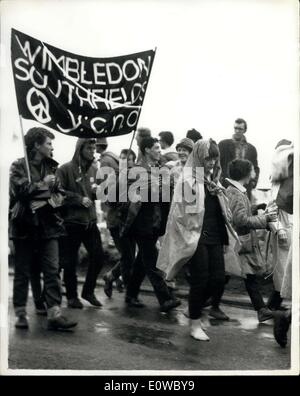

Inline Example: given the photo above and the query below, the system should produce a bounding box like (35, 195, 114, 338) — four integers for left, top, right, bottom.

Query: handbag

(238, 232, 253, 254)
(224, 227, 245, 278)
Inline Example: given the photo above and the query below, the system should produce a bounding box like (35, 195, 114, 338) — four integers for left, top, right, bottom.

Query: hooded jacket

(57, 139, 97, 226)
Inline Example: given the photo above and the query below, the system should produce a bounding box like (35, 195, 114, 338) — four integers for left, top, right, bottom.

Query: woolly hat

(96, 137, 108, 146)
(175, 137, 194, 153)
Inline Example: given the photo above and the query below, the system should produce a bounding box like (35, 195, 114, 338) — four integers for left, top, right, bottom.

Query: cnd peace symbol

(26, 87, 52, 123)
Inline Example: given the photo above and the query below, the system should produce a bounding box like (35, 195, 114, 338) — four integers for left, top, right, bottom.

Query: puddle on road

(258, 332, 274, 340)
(94, 322, 110, 334)
(114, 324, 177, 350)
(209, 318, 240, 327)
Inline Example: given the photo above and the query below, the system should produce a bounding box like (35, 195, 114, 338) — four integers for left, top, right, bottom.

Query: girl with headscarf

(157, 139, 239, 341)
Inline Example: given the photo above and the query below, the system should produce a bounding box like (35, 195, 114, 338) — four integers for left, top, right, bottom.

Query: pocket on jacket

(238, 233, 253, 254)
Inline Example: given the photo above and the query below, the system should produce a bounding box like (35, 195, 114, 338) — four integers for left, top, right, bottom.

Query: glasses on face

(234, 126, 245, 131)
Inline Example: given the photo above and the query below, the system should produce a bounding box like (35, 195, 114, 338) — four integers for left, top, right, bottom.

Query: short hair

(228, 159, 253, 181)
(234, 118, 247, 131)
(25, 127, 55, 155)
(208, 139, 220, 158)
(137, 127, 151, 138)
(140, 137, 159, 155)
(186, 129, 202, 143)
(120, 148, 136, 162)
(158, 131, 174, 146)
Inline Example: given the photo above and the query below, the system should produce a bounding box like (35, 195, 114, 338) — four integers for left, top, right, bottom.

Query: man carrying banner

(9, 127, 77, 331)
(57, 138, 105, 308)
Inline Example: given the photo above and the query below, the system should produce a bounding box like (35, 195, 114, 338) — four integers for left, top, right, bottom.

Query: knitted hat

(96, 137, 108, 146)
(176, 138, 194, 153)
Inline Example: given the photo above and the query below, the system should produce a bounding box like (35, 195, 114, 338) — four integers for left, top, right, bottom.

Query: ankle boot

(190, 319, 210, 341)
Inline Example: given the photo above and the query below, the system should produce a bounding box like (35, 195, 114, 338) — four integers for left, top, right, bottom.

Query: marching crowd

(9, 118, 293, 347)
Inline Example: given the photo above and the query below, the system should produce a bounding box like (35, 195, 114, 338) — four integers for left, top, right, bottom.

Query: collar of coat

(225, 178, 246, 193)
(232, 134, 247, 143)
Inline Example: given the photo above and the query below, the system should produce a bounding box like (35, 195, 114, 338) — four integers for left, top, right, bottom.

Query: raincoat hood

(185, 139, 222, 184)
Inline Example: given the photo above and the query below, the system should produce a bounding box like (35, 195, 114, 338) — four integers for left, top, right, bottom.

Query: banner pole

(128, 129, 136, 152)
(127, 47, 157, 156)
(18, 115, 32, 183)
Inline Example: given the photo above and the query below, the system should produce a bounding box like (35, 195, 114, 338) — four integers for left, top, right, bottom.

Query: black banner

(11, 29, 155, 138)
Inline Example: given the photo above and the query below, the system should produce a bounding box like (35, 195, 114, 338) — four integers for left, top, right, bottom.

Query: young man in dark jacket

(57, 138, 105, 308)
(218, 118, 260, 199)
(9, 127, 77, 331)
(121, 137, 181, 312)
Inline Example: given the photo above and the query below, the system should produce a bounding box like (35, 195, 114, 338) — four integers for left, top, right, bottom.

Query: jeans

(29, 253, 44, 307)
(188, 243, 225, 320)
(108, 227, 136, 287)
(60, 222, 104, 299)
(126, 236, 172, 305)
(244, 274, 266, 311)
(13, 238, 62, 314)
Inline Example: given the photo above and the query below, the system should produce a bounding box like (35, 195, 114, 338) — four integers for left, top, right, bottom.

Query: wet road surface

(8, 284, 290, 371)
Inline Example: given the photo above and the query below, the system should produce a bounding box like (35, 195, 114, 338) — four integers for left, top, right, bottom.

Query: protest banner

(11, 28, 155, 138)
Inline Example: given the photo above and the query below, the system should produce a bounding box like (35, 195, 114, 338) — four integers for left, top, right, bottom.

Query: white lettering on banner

(42, 46, 48, 70)
(137, 56, 151, 77)
(130, 83, 142, 103)
(91, 89, 110, 110)
(14, 58, 30, 81)
(56, 109, 82, 133)
(123, 60, 140, 81)
(93, 63, 106, 85)
(15, 36, 41, 64)
(48, 79, 62, 98)
(111, 113, 124, 132)
(61, 81, 75, 105)
(120, 87, 128, 103)
(127, 110, 139, 127)
(109, 88, 124, 108)
(29, 66, 48, 89)
(80, 61, 93, 85)
(106, 62, 122, 84)
(13, 33, 153, 136)
(90, 116, 108, 134)
(46, 53, 66, 72)
(26, 87, 51, 123)
(65, 57, 80, 81)
(75, 87, 96, 109)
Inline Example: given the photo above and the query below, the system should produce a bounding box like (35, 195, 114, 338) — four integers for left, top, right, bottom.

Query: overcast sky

(0, 0, 298, 187)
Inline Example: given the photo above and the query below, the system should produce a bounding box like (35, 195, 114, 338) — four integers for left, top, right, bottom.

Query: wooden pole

(127, 47, 157, 157)
(18, 115, 31, 183)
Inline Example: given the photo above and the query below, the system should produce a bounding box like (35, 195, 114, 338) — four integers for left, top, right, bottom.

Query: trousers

(188, 243, 225, 320)
(13, 238, 62, 314)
